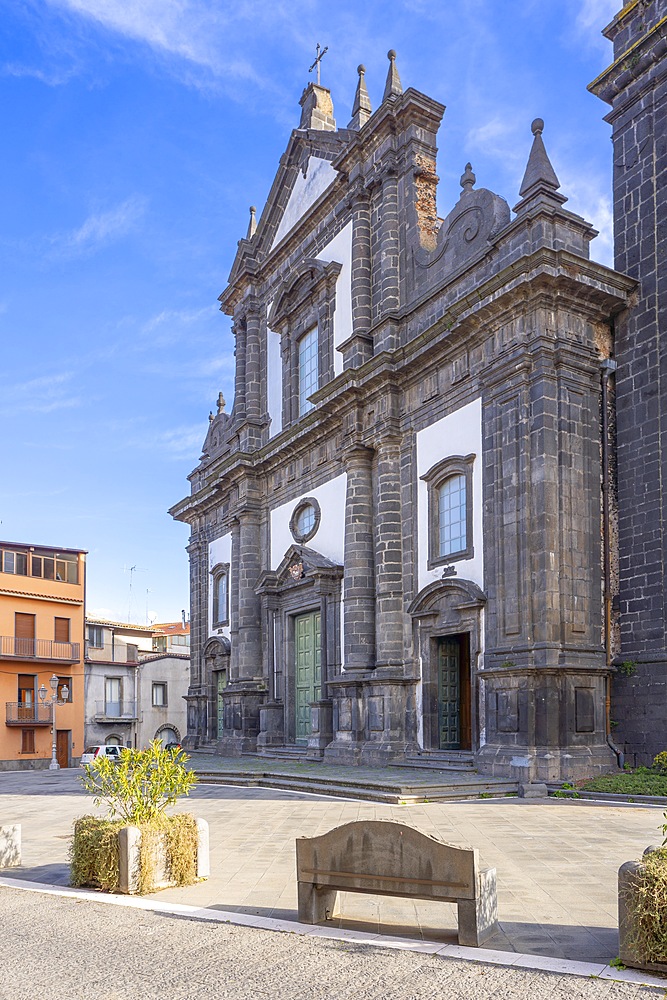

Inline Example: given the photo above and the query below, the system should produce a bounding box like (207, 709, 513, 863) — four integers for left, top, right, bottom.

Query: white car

(79, 745, 125, 766)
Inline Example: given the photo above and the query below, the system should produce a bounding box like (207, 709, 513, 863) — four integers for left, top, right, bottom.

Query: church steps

(194, 767, 517, 804)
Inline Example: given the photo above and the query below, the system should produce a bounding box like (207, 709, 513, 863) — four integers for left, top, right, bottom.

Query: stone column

(232, 319, 247, 420)
(374, 435, 404, 669)
(244, 302, 262, 423)
(374, 168, 400, 354)
(182, 528, 208, 749)
(235, 506, 262, 680)
(342, 188, 373, 369)
(220, 507, 264, 754)
(343, 445, 376, 671)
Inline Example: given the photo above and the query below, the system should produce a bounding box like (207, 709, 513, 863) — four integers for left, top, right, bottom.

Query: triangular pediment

(224, 130, 350, 295)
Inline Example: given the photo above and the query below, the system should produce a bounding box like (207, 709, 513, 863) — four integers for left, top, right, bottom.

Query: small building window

(289, 497, 321, 544)
(422, 454, 475, 568)
(152, 682, 168, 707)
(105, 677, 122, 717)
(21, 729, 35, 754)
(57, 676, 72, 702)
(87, 625, 104, 648)
(212, 564, 230, 628)
(298, 327, 318, 416)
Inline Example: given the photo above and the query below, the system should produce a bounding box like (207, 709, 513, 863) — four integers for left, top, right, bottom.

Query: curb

(1, 875, 665, 989)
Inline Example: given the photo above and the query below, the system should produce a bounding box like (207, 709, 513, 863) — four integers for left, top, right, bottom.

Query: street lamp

(38, 674, 69, 770)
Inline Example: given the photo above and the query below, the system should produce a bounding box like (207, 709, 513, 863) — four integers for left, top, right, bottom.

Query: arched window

(421, 454, 475, 568)
(211, 564, 229, 628)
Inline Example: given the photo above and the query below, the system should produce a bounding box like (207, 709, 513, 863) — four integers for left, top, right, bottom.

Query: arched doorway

(408, 578, 486, 753)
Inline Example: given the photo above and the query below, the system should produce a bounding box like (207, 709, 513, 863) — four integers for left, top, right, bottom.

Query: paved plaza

(1, 767, 666, 972)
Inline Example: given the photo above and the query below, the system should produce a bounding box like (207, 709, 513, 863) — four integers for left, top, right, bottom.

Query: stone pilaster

(374, 168, 400, 354)
(341, 187, 373, 368)
(183, 528, 208, 749)
(343, 445, 376, 671)
(232, 318, 246, 421)
(374, 435, 404, 669)
(219, 505, 265, 754)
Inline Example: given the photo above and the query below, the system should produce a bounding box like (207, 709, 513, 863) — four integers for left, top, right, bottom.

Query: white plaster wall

(208, 533, 232, 639)
(316, 221, 352, 377)
(271, 157, 337, 248)
(137, 655, 189, 748)
(415, 398, 484, 592)
(266, 297, 283, 439)
(270, 474, 346, 569)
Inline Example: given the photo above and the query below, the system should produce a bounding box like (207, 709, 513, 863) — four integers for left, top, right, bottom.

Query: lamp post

(38, 674, 69, 770)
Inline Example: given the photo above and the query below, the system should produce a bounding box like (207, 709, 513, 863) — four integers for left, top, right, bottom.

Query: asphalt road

(0, 885, 663, 1000)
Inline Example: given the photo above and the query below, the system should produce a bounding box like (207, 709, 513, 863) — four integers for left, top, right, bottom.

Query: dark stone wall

(592, 1, 667, 763)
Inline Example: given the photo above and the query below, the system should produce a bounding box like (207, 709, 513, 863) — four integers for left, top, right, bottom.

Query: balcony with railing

(93, 700, 138, 723)
(6, 702, 52, 726)
(0, 636, 80, 663)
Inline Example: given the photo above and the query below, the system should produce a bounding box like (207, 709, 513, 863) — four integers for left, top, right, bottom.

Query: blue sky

(0, 0, 619, 624)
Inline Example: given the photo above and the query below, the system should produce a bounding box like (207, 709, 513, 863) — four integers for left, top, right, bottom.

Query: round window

(290, 497, 321, 544)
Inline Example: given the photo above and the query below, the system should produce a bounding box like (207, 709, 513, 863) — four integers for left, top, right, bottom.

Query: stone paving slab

(0, 882, 665, 999)
(0, 768, 665, 968)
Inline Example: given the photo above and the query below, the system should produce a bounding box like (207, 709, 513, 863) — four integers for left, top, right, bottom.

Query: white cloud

(49, 196, 146, 258)
(43, 0, 269, 85)
(155, 424, 208, 459)
(2, 62, 79, 86)
(0, 371, 82, 415)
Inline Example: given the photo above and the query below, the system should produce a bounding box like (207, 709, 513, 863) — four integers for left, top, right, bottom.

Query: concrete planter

(0, 824, 21, 868)
(618, 846, 667, 974)
(118, 817, 209, 895)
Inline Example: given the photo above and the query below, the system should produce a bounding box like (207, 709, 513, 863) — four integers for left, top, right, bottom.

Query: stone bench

(296, 820, 497, 946)
(0, 824, 21, 868)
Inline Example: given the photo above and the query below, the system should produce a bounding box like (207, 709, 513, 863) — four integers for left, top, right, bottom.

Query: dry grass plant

(624, 847, 667, 962)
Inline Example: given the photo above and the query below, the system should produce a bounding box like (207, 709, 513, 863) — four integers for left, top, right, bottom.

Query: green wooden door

(217, 670, 227, 739)
(438, 637, 460, 749)
(295, 611, 321, 743)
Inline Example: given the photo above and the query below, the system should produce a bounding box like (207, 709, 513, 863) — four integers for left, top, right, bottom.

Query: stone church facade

(171, 3, 665, 779)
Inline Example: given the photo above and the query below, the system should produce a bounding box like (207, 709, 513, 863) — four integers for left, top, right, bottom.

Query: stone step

(194, 768, 517, 804)
(402, 751, 476, 771)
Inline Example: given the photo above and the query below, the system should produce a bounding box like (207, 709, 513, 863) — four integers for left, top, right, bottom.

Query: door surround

(408, 578, 485, 753)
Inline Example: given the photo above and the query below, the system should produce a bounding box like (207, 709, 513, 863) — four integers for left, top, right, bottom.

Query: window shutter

(55, 617, 70, 643)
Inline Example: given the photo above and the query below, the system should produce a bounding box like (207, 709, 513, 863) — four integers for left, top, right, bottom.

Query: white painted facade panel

(316, 221, 353, 376)
(415, 398, 484, 592)
(270, 473, 346, 570)
(208, 533, 232, 639)
(271, 157, 337, 249)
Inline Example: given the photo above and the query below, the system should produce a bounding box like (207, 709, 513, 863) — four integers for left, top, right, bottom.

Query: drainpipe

(601, 356, 623, 769)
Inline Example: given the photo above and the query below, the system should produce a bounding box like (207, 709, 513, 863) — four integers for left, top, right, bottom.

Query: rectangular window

(439, 475, 467, 557)
(87, 625, 104, 648)
(43, 557, 55, 581)
(298, 327, 318, 416)
(15, 552, 27, 575)
(153, 635, 167, 653)
(3, 551, 14, 574)
(54, 617, 71, 644)
(213, 568, 229, 627)
(105, 677, 122, 717)
(152, 682, 168, 707)
(57, 676, 72, 702)
(21, 729, 35, 754)
(18, 675, 35, 721)
(15, 613, 36, 656)
(31, 555, 43, 577)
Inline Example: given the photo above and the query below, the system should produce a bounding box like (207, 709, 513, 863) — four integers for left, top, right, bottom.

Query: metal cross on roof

(308, 43, 328, 86)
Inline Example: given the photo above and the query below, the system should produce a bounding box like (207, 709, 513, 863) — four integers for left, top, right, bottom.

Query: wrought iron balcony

(0, 636, 80, 662)
(6, 702, 52, 726)
(93, 701, 138, 723)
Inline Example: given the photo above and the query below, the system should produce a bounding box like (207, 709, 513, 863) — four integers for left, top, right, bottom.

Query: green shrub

(80, 739, 197, 824)
(653, 752, 667, 775)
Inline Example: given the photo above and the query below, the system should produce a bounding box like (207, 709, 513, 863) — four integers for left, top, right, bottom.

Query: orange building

(0, 540, 86, 770)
